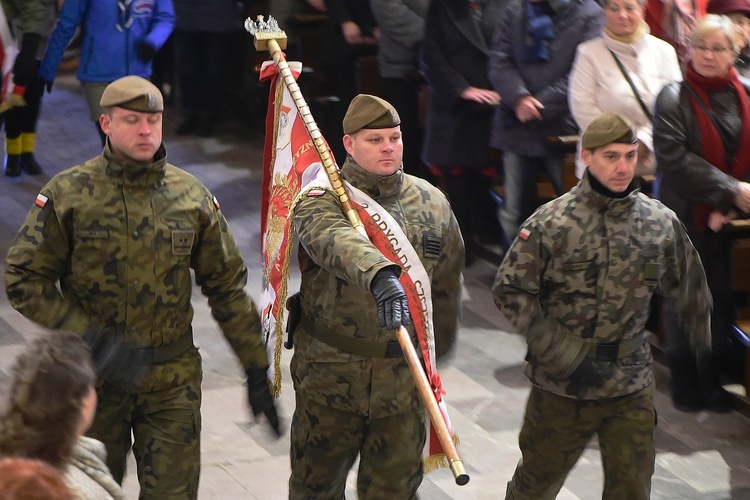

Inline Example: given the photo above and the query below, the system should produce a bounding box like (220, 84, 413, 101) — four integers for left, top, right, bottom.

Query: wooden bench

(726, 220, 750, 395)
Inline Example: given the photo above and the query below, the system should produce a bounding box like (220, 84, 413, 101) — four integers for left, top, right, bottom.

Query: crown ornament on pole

(245, 15, 287, 51)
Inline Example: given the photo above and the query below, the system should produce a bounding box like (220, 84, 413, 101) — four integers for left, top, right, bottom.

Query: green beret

(100, 76, 164, 113)
(581, 112, 638, 150)
(342, 94, 400, 135)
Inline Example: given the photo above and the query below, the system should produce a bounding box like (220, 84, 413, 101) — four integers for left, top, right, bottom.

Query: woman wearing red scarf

(654, 14, 749, 413)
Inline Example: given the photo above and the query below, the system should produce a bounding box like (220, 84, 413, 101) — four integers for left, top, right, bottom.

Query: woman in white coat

(569, 0, 682, 178)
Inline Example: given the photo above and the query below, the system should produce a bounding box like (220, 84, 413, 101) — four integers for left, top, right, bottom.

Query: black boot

(667, 352, 704, 412)
(4, 154, 21, 177)
(21, 152, 42, 175)
(698, 354, 733, 413)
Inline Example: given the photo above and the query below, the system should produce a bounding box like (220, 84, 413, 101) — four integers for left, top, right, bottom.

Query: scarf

(604, 21, 646, 44)
(524, 1, 559, 62)
(684, 62, 750, 230)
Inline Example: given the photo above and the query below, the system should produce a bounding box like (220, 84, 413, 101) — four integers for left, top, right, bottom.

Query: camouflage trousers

(506, 382, 656, 500)
(289, 393, 425, 499)
(87, 378, 203, 499)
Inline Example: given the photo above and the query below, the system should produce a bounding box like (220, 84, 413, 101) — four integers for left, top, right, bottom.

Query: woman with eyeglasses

(653, 14, 749, 414)
(569, 0, 682, 180)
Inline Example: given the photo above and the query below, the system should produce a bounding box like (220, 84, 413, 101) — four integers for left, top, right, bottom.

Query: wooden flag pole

(247, 16, 468, 485)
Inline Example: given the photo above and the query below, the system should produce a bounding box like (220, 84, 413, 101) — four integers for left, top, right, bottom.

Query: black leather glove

(245, 367, 282, 436)
(135, 41, 156, 62)
(82, 325, 150, 381)
(13, 33, 41, 86)
(370, 267, 411, 330)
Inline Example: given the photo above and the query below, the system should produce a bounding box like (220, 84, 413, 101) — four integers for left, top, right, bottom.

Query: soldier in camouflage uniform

(493, 113, 712, 500)
(289, 94, 464, 499)
(5, 76, 280, 499)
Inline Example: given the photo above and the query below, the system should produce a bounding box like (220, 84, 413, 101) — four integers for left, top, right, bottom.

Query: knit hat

(581, 112, 638, 150)
(100, 76, 164, 113)
(342, 94, 400, 135)
(706, 0, 750, 15)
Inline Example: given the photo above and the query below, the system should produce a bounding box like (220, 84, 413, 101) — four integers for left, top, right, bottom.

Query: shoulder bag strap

(608, 48, 653, 121)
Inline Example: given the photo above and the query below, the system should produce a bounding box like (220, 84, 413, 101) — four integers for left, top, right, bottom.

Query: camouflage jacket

(291, 158, 464, 417)
(5, 144, 268, 391)
(493, 172, 711, 400)
(0, 0, 55, 34)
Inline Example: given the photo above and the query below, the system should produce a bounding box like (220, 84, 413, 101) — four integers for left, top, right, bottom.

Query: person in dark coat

(488, 0, 603, 244)
(421, 0, 509, 263)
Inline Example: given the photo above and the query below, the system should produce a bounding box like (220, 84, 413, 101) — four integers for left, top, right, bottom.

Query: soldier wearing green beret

(493, 112, 712, 499)
(289, 93, 464, 498)
(5, 75, 281, 499)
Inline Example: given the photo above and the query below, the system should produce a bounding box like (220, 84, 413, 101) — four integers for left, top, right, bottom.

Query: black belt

(300, 315, 404, 358)
(585, 332, 646, 362)
(131, 331, 195, 364)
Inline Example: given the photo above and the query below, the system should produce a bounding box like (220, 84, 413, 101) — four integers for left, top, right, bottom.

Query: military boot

(21, 152, 43, 175)
(4, 154, 21, 177)
(667, 352, 704, 412)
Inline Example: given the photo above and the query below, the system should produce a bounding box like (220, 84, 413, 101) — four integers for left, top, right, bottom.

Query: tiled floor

(0, 75, 749, 499)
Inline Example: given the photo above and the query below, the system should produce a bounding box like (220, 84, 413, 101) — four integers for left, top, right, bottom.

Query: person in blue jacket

(38, 0, 175, 144)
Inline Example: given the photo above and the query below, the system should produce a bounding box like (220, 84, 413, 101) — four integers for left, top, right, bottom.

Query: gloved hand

(37, 79, 53, 93)
(245, 366, 282, 436)
(135, 41, 156, 62)
(13, 33, 41, 86)
(370, 267, 411, 330)
(82, 325, 150, 381)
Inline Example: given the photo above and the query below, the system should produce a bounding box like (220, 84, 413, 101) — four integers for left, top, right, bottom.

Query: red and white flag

(0, 5, 16, 102)
(259, 59, 459, 471)
(258, 60, 328, 395)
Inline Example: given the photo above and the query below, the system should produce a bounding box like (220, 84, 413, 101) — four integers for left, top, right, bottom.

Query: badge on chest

(172, 230, 195, 255)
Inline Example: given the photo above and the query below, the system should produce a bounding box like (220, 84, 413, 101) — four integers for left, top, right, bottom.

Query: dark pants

(381, 76, 432, 182)
(506, 384, 656, 500)
(88, 376, 202, 499)
(289, 395, 425, 499)
(5, 70, 43, 139)
(174, 30, 233, 118)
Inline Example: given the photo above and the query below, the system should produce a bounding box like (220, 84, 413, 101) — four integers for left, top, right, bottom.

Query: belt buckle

(595, 343, 619, 361)
(384, 340, 403, 358)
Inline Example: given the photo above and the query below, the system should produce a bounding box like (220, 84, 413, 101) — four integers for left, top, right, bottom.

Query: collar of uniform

(100, 142, 168, 187)
(578, 170, 640, 213)
(340, 155, 404, 199)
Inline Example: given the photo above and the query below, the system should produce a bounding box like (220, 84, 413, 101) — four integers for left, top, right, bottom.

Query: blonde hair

(692, 14, 741, 53)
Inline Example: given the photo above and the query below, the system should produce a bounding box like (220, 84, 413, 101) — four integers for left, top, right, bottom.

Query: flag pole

(247, 16, 468, 485)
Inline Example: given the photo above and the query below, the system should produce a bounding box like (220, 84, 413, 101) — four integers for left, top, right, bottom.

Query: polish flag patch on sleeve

(518, 227, 532, 241)
(213, 196, 221, 209)
(307, 189, 326, 197)
(35, 194, 48, 208)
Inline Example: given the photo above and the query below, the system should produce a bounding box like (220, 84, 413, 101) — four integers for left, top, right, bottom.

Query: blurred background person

(706, 0, 750, 77)
(570, 0, 682, 180)
(489, 0, 602, 245)
(421, 0, 507, 264)
(172, 0, 244, 137)
(0, 331, 125, 499)
(38, 0, 175, 145)
(1, 0, 56, 177)
(653, 14, 749, 413)
(321, 0, 378, 164)
(0, 458, 72, 500)
(371, 0, 432, 182)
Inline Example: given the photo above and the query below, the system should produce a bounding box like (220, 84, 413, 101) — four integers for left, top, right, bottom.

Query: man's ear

(342, 134, 354, 156)
(99, 113, 111, 136)
(581, 147, 592, 166)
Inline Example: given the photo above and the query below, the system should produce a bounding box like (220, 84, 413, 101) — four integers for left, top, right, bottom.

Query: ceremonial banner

(0, 5, 16, 102)
(259, 60, 326, 395)
(259, 57, 458, 472)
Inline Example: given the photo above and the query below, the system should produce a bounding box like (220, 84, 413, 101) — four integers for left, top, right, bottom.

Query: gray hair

(692, 14, 741, 54)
